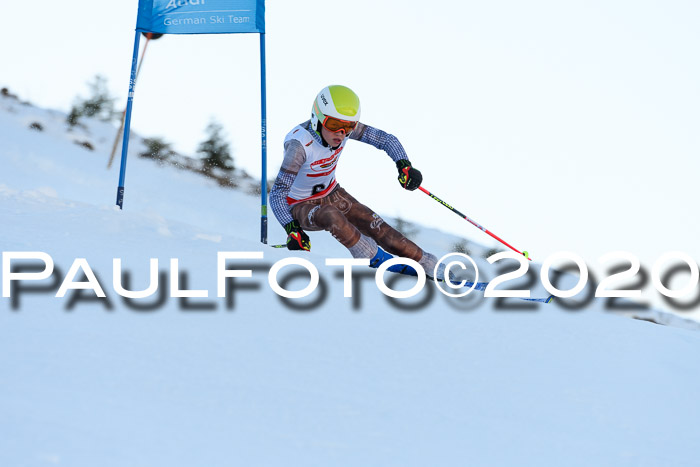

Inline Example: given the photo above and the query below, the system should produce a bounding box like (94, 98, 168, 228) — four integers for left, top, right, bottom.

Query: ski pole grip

(402, 167, 409, 188)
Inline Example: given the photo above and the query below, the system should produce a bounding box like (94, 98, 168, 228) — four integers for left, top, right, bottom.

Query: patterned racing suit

(269, 120, 424, 261)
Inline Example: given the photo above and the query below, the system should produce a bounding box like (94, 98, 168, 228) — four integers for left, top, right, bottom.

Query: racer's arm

(350, 122, 408, 163)
(269, 139, 306, 227)
(350, 122, 422, 190)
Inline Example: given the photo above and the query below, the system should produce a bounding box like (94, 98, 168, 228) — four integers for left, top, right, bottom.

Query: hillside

(2, 93, 700, 466)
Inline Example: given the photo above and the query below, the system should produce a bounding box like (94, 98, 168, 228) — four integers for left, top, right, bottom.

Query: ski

(268, 245, 554, 303)
(440, 278, 554, 303)
(430, 277, 554, 303)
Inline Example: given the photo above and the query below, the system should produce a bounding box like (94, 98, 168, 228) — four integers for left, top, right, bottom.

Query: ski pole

(405, 170, 531, 260)
(107, 33, 154, 169)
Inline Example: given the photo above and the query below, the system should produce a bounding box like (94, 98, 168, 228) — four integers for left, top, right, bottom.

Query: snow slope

(2, 95, 700, 466)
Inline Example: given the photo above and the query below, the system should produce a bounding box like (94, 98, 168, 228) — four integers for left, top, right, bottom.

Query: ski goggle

(322, 116, 358, 134)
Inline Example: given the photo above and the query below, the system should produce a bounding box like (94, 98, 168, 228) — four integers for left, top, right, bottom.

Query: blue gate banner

(137, 0, 265, 34)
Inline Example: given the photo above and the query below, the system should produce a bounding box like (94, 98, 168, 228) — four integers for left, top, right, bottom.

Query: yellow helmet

(310, 85, 361, 135)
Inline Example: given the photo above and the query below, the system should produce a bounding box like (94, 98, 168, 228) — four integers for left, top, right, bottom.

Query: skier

(269, 85, 447, 279)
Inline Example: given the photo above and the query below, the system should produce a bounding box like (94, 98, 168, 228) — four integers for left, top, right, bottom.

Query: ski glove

(285, 220, 311, 251)
(396, 159, 423, 191)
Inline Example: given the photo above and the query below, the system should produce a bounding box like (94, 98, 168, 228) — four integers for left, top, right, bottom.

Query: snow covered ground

(2, 94, 700, 466)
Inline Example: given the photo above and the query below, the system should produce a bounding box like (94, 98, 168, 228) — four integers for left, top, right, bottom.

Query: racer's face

(321, 125, 346, 148)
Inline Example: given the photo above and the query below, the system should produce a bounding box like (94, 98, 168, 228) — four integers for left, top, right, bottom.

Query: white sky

(2, 0, 699, 315)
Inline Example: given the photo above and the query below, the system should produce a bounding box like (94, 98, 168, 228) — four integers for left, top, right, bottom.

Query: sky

(2, 0, 700, 312)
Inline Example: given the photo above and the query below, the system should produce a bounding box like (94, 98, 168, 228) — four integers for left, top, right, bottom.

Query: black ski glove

(396, 159, 423, 191)
(285, 220, 311, 251)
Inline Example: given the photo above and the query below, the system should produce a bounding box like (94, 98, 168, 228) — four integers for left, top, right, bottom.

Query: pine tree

(198, 120, 234, 173)
(139, 137, 175, 163)
(67, 106, 82, 127)
(452, 239, 471, 255)
(66, 75, 117, 126)
(393, 216, 419, 240)
(484, 247, 504, 259)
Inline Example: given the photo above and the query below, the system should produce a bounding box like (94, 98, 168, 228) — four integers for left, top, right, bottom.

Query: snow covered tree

(139, 137, 175, 163)
(452, 239, 471, 255)
(66, 106, 82, 127)
(484, 247, 504, 258)
(198, 120, 234, 173)
(67, 75, 117, 126)
(393, 216, 419, 240)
